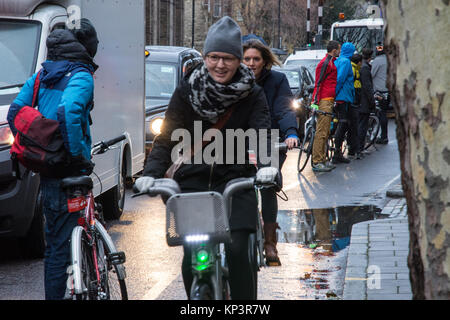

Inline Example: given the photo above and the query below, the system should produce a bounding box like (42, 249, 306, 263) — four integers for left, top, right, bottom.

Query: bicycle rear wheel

(364, 115, 380, 150)
(94, 220, 128, 300)
(297, 127, 313, 172)
(96, 236, 128, 300)
(71, 227, 97, 300)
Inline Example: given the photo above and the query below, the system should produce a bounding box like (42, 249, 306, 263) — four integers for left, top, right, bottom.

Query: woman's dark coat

(359, 60, 376, 114)
(257, 69, 297, 139)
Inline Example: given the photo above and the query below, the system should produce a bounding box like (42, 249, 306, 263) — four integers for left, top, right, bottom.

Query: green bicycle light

(196, 250, 209, 263)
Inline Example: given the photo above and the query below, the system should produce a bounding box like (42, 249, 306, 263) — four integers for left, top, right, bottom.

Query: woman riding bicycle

(134, 17, 275, 300)
(242, 37, 298, 266)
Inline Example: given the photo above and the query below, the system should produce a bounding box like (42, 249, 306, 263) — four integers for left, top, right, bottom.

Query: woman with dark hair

(242, 39, 298, 266)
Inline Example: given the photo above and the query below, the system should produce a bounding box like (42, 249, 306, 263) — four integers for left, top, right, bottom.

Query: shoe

(312, 162, 333, 172)
(356, 152, 364, 160)
(347, 153, 356, 160)
(325, 161, 336, 169)
(332, 153, 351, 164)
(264, 222, 281, 266)
(375, 138, 388, 144)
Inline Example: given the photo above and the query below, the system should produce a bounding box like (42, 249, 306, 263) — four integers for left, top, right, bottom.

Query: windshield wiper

(0, 83, 24, 90)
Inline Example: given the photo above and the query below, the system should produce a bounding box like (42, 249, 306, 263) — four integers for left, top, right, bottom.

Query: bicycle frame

(70, 191, 126, 297)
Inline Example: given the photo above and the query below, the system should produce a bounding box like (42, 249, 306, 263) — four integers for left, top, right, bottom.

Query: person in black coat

(358, 48, 376, 153)
(135, 17, 274, 300)
(243, 38, 298, 266)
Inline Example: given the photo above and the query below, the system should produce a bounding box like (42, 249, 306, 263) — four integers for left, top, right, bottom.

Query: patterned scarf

(187, 62, 255, 123)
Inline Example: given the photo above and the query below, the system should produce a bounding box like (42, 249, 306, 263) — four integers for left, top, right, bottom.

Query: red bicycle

(64, 135, 128, 300)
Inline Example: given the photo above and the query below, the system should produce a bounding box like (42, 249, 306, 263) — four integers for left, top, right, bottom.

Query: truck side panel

(80, 0, 145, 195)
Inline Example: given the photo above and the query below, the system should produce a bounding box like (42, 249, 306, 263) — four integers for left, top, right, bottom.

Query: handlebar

(303, 104, 334, 117)
(91, 134, 126, 156)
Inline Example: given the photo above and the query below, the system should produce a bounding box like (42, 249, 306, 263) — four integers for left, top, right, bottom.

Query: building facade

(145, 0, 185, 46)
(183, 0, 237, 51)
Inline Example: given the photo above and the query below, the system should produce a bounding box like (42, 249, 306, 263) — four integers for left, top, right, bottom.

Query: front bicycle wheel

(364, 115, 380, 150)
(297, 127, 314, 172)
(191, 280, 214, 300)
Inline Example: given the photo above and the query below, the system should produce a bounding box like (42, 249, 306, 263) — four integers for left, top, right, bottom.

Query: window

(213, 0, 222, 18)
(0, 19, 41, 88)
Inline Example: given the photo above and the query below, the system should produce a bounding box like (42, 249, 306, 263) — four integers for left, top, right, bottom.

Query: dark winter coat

(256, 69, 297, 139)
(359, 60, 376, 114)
(143, 69, 272, 231)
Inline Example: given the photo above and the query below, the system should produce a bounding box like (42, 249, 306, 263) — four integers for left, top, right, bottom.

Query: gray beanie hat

(203, 16, 243, 60)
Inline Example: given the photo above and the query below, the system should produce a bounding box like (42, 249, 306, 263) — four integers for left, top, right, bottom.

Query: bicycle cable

(93, 170, 103, 195)
(276, 189, 288, 201)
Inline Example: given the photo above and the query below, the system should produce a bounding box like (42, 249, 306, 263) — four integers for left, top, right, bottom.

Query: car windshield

(146, 62, 177, 99)
(0, 20, 41, 88)
(332, 26, 384, 53)
(278, 70, 302, 89)
(285, 59, 320, 78)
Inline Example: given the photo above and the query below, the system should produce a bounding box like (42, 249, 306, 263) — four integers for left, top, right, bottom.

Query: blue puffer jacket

(334, 42, 355, 103)
(8, 60, 94, 161)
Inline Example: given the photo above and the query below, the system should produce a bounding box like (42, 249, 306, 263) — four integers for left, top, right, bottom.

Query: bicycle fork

(190, 243, 228, 300)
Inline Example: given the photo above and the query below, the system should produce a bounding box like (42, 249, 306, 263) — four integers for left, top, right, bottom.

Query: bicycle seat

(61, 176, 93, 190)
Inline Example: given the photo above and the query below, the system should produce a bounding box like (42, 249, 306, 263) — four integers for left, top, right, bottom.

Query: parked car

(273, 65, 315, 139)
(284, 49, 326, 80)
(145, 46, 202, 151)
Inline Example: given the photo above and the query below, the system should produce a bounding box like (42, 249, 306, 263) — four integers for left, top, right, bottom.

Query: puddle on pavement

(275, 205, 388, 299)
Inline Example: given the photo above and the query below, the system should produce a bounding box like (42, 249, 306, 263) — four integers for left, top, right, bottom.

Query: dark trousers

(358, 112, 370, 152)
(261, 150, 287, 224)
(41, 178, 78, 300)
(347, 105, 360, 155)
(334, 102, 358, 154)
(378, 92, 390, 140)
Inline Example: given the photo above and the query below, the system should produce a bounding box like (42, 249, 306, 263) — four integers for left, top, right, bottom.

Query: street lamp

(278, 0, 281, 49)
(192, 0, 195, 48)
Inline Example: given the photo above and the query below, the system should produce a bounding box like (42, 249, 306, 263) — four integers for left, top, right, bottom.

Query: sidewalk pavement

(342, 183, 412, 300)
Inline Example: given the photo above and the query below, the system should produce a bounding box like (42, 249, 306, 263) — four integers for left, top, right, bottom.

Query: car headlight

(291, 98, 303, 110)
(149, 117, 164, 135)
(0, 124, 14, 147)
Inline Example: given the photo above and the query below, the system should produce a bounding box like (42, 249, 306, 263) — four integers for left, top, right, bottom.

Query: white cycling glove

(255, 167, 281, 190)
(134, 176, 155, 193)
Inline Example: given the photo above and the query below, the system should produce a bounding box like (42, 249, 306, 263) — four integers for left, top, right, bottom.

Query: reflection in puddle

(275, 205, 388, 299)
(277, 205, 387, 250)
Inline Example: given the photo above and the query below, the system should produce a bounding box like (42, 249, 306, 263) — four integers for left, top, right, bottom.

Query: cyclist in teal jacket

(7, 19, 99, 300)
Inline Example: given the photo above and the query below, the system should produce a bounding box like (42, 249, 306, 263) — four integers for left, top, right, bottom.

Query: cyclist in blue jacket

(7, 19, 98, 300)
(332, 42, 357, 164)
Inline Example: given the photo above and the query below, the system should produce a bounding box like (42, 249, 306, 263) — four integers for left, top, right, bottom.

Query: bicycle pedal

(109, 251, 126, 265)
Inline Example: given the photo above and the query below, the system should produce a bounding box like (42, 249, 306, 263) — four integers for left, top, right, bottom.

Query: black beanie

(71, 18, 99, 58)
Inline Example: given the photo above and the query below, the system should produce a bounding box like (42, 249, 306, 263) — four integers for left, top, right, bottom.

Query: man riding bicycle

(134, 17, 280, 300)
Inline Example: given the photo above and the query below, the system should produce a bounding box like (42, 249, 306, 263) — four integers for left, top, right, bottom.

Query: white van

(284, 49, 327, 80)
(0, 0, 145, 257)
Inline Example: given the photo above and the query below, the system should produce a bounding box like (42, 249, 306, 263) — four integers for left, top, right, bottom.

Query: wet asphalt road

(0, 120, 400, 300)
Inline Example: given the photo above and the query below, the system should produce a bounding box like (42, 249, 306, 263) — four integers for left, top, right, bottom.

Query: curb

(342, 182, 412, 300)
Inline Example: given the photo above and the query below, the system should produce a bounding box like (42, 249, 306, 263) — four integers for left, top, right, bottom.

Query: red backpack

(10, 71, 70, 178)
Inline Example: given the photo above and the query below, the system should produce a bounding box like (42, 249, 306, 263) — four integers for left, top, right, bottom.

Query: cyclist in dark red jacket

(311, 40, 341, 172)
